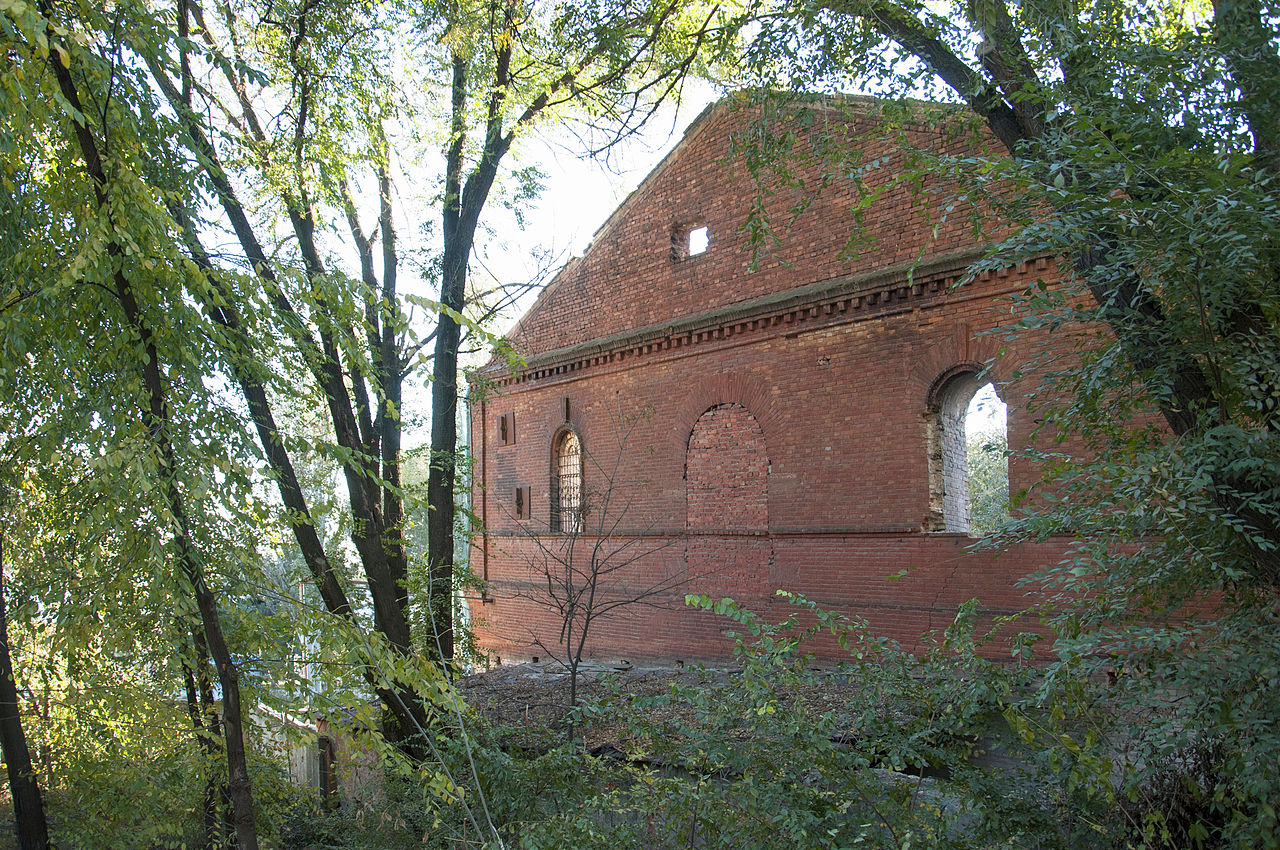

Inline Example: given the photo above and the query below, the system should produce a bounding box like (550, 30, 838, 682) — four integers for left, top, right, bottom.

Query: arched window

(927, 372, 1009, 535)
(551, 430, 582, 533)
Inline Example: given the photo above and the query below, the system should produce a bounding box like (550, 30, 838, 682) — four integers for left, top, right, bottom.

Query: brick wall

(686, 403, 773, 596)
(468, 98, 1087, 665)
(507, 99, 1004, 356)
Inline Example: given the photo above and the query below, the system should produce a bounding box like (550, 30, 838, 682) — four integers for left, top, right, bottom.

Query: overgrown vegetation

(267, 593, 1141, 849)
(966, 423, 1009, 537)
(3, 0, 1279, 846)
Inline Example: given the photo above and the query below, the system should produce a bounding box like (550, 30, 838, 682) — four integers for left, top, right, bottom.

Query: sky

(478, 88, 719, 335)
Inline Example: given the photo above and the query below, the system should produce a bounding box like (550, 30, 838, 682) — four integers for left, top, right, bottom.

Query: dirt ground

(456, 661, 866, 752)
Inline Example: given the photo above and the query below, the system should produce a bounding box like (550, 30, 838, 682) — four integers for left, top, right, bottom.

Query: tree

(0, 3, 268, 841)
(422, 0, 735, 668)
(736, 0, 1280, 579)
(134, 0, 731, 750)
(965, 425, 1008, 537)
(728, 2, 1280, 844)
(6, 0, 738, 787)
(0, 529, 50, 850)
(509, 405, 693, 732)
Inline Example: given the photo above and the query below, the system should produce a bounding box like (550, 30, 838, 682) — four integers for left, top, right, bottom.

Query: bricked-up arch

(669, 373, 779, 459)
(686, 403, 768, 530)
(551, 429, 582, 533)
(686, 404, 772, 593)
(926, 369, 1005, 533)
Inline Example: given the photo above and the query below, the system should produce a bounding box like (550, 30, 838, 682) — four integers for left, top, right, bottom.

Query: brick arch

(908, 325, 1007, 408)
(685, 403, 769, 532)
(925, 362, 995, 412)
(668, 372, 778, 457)
(684, 402, 773, 596)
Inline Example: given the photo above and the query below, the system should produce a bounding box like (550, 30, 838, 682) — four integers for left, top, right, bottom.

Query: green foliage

(965, 9, 1280, 843)
(4, 0, 741, 835)
(967, 426, 1010, 537)
(479, 594, 1079, 849)
(27, 742, 308, 850)
(274, 593, 1275, 849)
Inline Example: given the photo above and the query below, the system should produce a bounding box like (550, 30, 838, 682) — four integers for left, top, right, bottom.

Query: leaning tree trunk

(39, 20, 261, 847)
(182, 629, 228, 850)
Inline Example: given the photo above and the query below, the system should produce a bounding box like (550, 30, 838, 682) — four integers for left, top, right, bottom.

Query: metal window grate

(554, 431, 582, 533)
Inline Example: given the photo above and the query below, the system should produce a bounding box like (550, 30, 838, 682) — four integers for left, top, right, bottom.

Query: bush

(511, 594, 1081, 849)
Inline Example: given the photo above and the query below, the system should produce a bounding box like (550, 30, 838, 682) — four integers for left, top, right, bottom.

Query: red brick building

(468, 98, 1072, 665)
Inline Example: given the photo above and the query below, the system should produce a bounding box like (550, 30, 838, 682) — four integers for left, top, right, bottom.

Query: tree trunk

(171, 212, 432, 756)
(125, 290, 260, 850)
(0, 535, 51, 850)
(425, 47, 516, 669)
(426, 290, 462, 666)
(183, 629, 227, 850)
(39, 25, 260, 847)
(424, 54, 472, 669)
(145, 42, 431, 748)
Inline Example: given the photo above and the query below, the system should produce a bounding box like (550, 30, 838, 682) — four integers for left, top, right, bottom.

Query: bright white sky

(967, 383, 1007, 435)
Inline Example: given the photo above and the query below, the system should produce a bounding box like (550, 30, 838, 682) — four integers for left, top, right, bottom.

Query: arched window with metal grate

(551, 429, 582, 533)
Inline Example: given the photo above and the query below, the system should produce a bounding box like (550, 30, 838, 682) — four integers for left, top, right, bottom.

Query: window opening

(964, 384, 1009, 535)
(672, 223, 709, 261)
(688, 225, 709, 256)
(552, 431, 582, 533)
(928, 373, 1008, 534)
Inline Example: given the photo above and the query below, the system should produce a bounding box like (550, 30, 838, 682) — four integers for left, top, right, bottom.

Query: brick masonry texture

(468, 98, 1082, 665)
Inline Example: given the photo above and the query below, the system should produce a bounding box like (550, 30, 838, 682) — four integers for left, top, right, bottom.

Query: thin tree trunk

(0, 534, 51, 850)
(183, 629, 227, 850)
(121, 285, 260, 850)
(38, 21, 260, 846)
(183, 665, 222, 849)
(425, 43, 517, 667)
(426, 292, 461, 666)
(424, 53, 471, 670)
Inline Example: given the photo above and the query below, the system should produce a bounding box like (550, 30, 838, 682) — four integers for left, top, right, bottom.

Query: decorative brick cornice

(483, 247, 1051, 387)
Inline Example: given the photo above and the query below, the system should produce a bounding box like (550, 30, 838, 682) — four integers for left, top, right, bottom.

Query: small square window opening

(672, 224, 710, 261)
(688, 225, 709, 256)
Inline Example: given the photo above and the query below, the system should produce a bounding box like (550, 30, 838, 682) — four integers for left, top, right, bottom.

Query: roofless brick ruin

(469, 98, 1073, 664)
